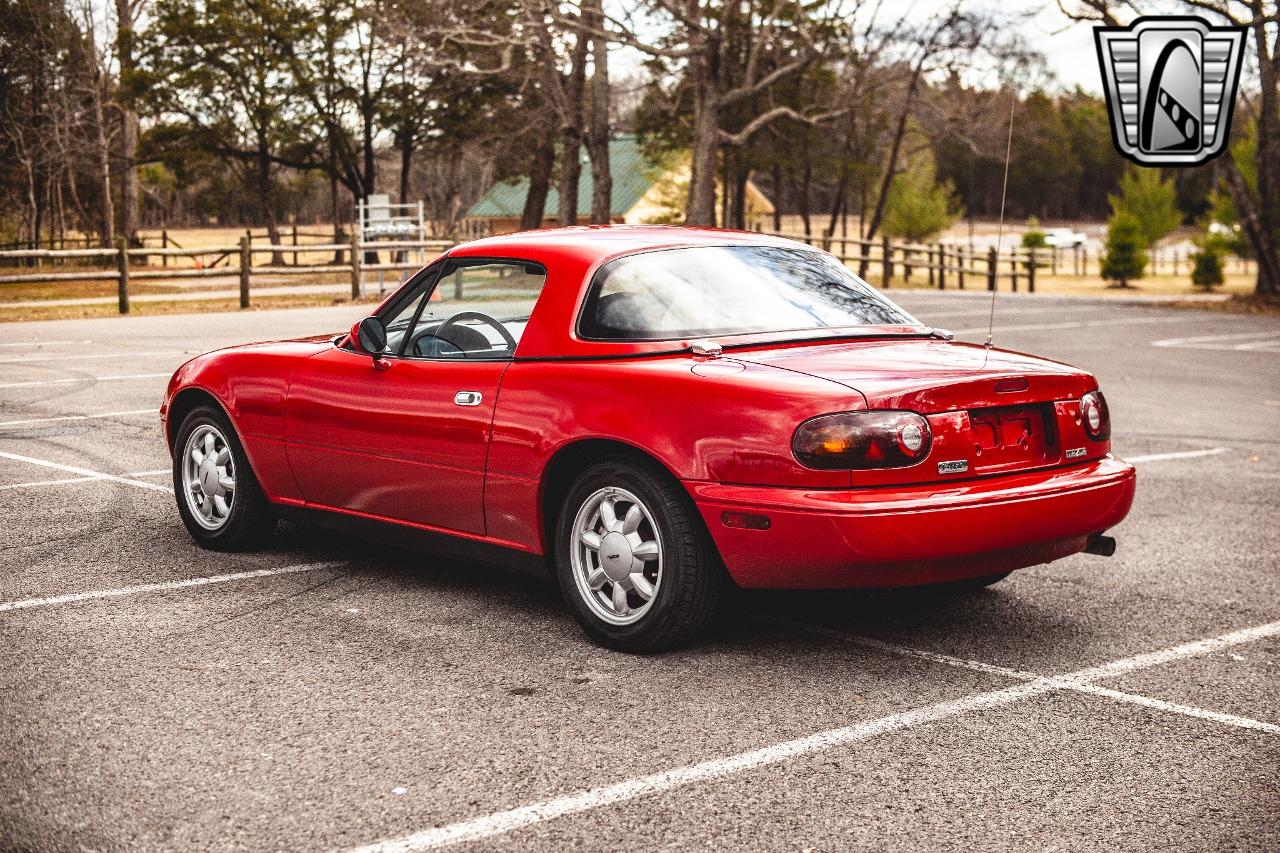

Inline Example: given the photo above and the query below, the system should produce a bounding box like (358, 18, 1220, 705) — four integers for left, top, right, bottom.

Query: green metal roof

(466, 135, 662, 220)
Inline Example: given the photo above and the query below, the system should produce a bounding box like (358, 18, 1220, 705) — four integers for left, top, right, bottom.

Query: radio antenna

(985, 91, 1017, 350)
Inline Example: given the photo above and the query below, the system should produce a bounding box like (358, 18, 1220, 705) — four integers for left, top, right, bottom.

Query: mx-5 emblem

(1094, 16, 1245, 166)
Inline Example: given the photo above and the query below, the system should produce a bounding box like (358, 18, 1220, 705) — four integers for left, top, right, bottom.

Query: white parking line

(0, 468, 171, 491)
(348, 619, 1280, 852)
(0, 372, 169, 389)
(0, 561, 345, 613)
(1152, 331, 1280, 351)
(784, 620, 1280, 735)
(0, 475, 102, 491)
(1125, 447, 1231, 464)
(0, 339, 91, 348)
(0, 350, 184, 365)
(0, 450, 171, 492)
(0, 409, 155, 427)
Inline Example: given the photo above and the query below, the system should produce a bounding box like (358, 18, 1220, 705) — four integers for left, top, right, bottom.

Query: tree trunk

(731, 162, 748, 230)
(329, 147, 344, 265)
(685, 78, 720, 227)
(558, 29, 589, 225)
(799, 147, 812, 238)
(521, 129, 556, 230)
(114, 0, 139, 244)
(771, 164, 782, 231)
(864, 62, 925, 244)
(1246, 25, 1279, 296)
(398, 130, 413, 204)
(585, 0, 612, 224)
(824, 165, 849, 250)
(720, 150, 731, 226)
(256, 144, 284, 266)
(91, 75, 114, 247)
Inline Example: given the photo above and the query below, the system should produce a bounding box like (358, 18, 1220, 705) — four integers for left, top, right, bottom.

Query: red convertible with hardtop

(162, 226, 1135, 651)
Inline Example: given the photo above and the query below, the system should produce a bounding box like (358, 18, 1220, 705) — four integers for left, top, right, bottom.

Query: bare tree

(583, 0, 612, 223)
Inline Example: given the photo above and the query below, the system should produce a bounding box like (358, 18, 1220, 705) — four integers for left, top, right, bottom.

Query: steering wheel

(430, 310, 518, 358)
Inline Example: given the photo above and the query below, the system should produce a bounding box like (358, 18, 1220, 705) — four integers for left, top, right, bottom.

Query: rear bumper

(688, 456, 1136, 589)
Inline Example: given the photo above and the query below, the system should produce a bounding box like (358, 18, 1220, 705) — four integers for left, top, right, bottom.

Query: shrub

(882, 159, 962, 243)
(1021, 217, 1047, 249)
(1108, 167, 1182, 249)
(1100, 211, 1148, 287)
(1189, 229, 1230, 290)
(1190, 249, 1225, 289)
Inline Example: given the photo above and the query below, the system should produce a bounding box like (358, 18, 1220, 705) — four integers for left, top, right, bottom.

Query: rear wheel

(555, 456, 723, 652)
(173, 405, 276, 550)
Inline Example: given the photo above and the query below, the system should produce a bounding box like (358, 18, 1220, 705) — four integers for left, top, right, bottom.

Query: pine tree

(1100, 211, 1148, 288)
(1108, 167, 1182, 249)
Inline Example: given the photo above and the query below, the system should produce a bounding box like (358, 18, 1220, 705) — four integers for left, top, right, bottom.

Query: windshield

(578, 245, 921, 341)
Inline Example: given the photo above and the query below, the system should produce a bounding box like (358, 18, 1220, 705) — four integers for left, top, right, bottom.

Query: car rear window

(578, 245, 919, 341)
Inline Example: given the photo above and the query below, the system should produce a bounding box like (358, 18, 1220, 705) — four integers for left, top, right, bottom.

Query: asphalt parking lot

(1, 290, 1278, 852)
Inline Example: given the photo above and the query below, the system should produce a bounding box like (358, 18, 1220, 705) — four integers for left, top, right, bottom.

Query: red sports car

(162, 226, 1135, 651)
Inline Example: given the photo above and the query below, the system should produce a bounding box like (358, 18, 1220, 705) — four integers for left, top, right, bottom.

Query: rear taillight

(1080, 390, 1110, 440)
(793, 411, 932, 470)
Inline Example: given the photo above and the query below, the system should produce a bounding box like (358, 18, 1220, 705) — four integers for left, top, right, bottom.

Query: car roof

(450, 224, 797, 265)
(443, 225, 881, 360)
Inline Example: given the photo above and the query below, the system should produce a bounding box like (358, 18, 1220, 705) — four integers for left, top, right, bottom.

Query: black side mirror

(350, 316, 390, 369)
(351, 316, 387, 354)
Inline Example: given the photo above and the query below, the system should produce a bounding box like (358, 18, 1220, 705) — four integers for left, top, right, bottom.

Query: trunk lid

(736, 338, 1104, 485)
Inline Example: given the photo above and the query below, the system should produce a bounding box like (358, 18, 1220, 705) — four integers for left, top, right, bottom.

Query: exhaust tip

(1085, 533, 1117, 557)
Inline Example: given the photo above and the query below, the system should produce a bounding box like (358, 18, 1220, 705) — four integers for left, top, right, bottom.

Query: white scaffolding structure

(356, 194, 427, 296)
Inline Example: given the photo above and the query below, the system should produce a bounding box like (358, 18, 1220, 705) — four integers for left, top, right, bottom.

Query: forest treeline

(1, 0, 1275, 293)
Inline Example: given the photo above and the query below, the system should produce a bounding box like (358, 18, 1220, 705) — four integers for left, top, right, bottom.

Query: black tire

(554, 455, 724, 652)
(172, 404, 276, 550)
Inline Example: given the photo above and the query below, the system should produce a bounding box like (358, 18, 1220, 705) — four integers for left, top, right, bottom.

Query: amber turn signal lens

(793, 411, 932, 470)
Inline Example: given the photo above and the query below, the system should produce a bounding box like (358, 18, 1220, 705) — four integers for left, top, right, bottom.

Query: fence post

(937, 245, 946, 290)
(882, 236, 892, 289)
(349, 231, 362, 299)
(987, 247, 998, 291)
(958, 248, 965, 289)
(292, 223, 299, 267)
(1028, 247, 1037, 293)
(115, 238, 130, 315)
(162, 229, 169, 268)
(1010, 251, 1019, 292)
(239, 235, 251, 308)
(904, 247, 913, 283)
(927, 246, 935, 287)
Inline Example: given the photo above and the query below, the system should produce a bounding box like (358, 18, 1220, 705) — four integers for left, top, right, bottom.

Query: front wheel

(555, 457, 724, 652)
(172, 404, 276, 550)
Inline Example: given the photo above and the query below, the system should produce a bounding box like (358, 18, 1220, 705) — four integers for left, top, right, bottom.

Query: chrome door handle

(454, 391, 482, 406)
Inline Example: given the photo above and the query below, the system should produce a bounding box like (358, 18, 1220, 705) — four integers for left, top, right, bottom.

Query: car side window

(399, 260, 546, 360)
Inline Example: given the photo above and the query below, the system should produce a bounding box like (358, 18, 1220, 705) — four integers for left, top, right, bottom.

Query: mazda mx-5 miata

(162, 226, 1135, 651)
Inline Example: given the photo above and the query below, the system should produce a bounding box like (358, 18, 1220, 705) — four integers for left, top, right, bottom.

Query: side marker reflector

(721, 511, 771, 531)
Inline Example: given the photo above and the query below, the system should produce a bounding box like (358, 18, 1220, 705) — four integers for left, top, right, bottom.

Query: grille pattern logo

(1094, 16, 1246, 166)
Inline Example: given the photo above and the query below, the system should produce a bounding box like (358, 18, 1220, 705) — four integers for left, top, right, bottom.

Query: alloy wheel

(182, 424, 236, 531)
(569, 486, 664, 626)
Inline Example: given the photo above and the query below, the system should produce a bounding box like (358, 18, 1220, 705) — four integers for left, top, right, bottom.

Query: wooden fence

(0, 234, 454, 314)
(758, 230, 1254, 288)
